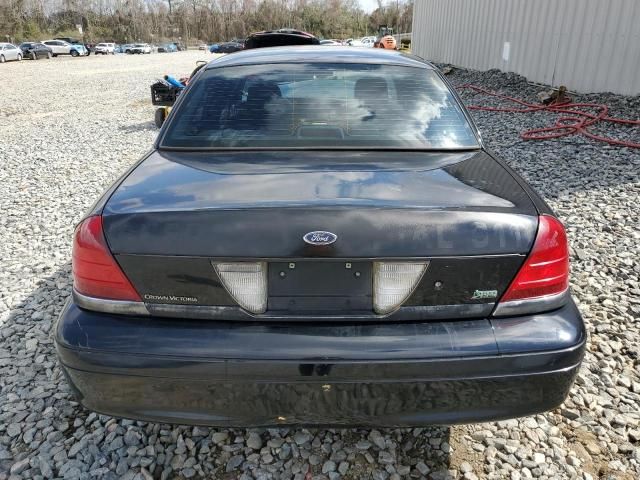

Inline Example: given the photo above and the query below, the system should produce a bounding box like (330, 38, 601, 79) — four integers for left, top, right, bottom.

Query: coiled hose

(456, 84, 640, 149)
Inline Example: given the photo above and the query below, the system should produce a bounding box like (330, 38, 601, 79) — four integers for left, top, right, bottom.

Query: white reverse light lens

(373, 262, 428, 314)
(214, 262, 267, 314)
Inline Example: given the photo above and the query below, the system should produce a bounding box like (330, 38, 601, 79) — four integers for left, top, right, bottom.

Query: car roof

(205, 45, 433, 70)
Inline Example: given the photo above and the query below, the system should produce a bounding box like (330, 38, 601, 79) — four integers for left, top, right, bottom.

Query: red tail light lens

(500, 215, 569, 302)
(72, 216, 141, 301)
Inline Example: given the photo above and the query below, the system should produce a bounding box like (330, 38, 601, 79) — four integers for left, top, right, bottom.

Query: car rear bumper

(55, 300, 586, 427)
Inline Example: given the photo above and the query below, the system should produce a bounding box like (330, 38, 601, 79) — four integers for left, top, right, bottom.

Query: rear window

(161, 63, 478, 150)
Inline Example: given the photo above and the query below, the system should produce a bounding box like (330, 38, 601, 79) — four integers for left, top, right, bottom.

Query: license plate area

(268, 261, 372, 313)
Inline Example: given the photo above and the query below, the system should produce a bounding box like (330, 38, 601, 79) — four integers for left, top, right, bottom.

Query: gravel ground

(1, 54, 639, 480)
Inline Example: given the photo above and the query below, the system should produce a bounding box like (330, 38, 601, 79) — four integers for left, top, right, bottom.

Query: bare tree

(1, 0, 413, 44)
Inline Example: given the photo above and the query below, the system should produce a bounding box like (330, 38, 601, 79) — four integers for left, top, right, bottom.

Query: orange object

(377, 36, 397, 49)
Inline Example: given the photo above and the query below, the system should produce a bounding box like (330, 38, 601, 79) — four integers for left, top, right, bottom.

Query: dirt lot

(1, 52, 639, 480)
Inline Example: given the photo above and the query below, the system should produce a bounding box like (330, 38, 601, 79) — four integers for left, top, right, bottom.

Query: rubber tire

(17, 54, 22, 61)
(71, 50, 79, 57)
(0, 55, 5, 63)
(31, 51, 37, 60)
(154, 108, 167, 128)
(47, 52, 52, 59)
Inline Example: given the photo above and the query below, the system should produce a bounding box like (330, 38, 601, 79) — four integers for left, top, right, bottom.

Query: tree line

(1, 0, 413, 45)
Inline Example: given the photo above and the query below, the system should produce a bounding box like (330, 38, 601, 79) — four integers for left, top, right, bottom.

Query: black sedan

(19, 42, 52, 60)
(210, 41, 244, 53)
(55, 46, 585, 426)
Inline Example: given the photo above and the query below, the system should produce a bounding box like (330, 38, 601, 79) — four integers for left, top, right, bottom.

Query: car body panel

(56, 300, 585, 426)
(95, 43, 115, 54)
(158, 43, 178, 53)
(113, 254, 524, 320)
(19, 42, 52, 59)
(97, 149, 538, 320)
(210, 42, 244, 53)
(0, 43, 22, 61)
(55, 46, 585, 425)
(70, 44, 88, 56)
(244, 29, 319, 49)
(102, 150, 538, 258)
(204, 45, 427, 70)
(42, 40, 86, 56)
(130, 44, 151, 54)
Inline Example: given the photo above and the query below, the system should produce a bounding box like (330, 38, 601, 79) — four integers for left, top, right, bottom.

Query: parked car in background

(346, 39, 364, 47)
(209, 41, 244, 53)
(157, 43, 178, 53)
(94, 43, 115, 55)
(0, 43, 23, 62)
(52, 37, 90, 54)
(72, 44, 89, 56)
(55, 46, 586, 427)
(320, 39, 342, 45)
(130, 43, 151, 54)
(244, 29, 319, 49)
(42, 40, 87, 57)
(361, 36, 375, 47)
(54, 37, 79, 44)
(19, 42, 52, 60)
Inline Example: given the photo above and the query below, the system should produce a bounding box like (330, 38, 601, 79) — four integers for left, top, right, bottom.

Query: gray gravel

(1, 54, 639, 479)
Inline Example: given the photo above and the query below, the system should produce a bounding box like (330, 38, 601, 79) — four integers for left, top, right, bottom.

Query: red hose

(456, 84, 640, 149)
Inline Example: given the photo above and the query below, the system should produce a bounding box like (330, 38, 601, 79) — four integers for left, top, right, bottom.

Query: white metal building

(411, 0, 640, 95)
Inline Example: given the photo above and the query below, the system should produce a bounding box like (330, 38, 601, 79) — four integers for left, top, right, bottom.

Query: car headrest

(354, 77, 389, 101)
(246, 82, 282, 105)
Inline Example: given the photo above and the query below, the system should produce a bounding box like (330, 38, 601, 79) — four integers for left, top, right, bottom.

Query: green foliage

(21, 21, 44, 41)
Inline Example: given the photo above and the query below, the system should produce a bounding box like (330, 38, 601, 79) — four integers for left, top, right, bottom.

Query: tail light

(494, 215, 569, 316)
(72, 216, 141, 301)
(373, 262, 428, 314)
(214, 262, 268, 314)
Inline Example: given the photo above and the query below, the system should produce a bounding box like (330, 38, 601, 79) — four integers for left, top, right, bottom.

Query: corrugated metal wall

(411, 0, 640, 95)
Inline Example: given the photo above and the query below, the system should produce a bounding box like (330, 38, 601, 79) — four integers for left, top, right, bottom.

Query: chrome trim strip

(73, 288, 496, 322)
(492, 289, 570, 317)
(146, 302, 495, 322)
(73, 290, 150, 316)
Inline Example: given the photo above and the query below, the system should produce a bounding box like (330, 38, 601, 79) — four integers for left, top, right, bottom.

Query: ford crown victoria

(55, 47, 586, 426)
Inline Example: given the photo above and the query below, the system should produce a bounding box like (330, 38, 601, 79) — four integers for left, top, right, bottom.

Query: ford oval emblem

(303, 231, 338, 246)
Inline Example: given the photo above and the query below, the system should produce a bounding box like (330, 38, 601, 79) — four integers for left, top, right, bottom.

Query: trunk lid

(102, 150, 538, 318)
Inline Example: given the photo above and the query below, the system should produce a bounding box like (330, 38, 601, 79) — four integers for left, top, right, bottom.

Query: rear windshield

(160, 63, 479, 150)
